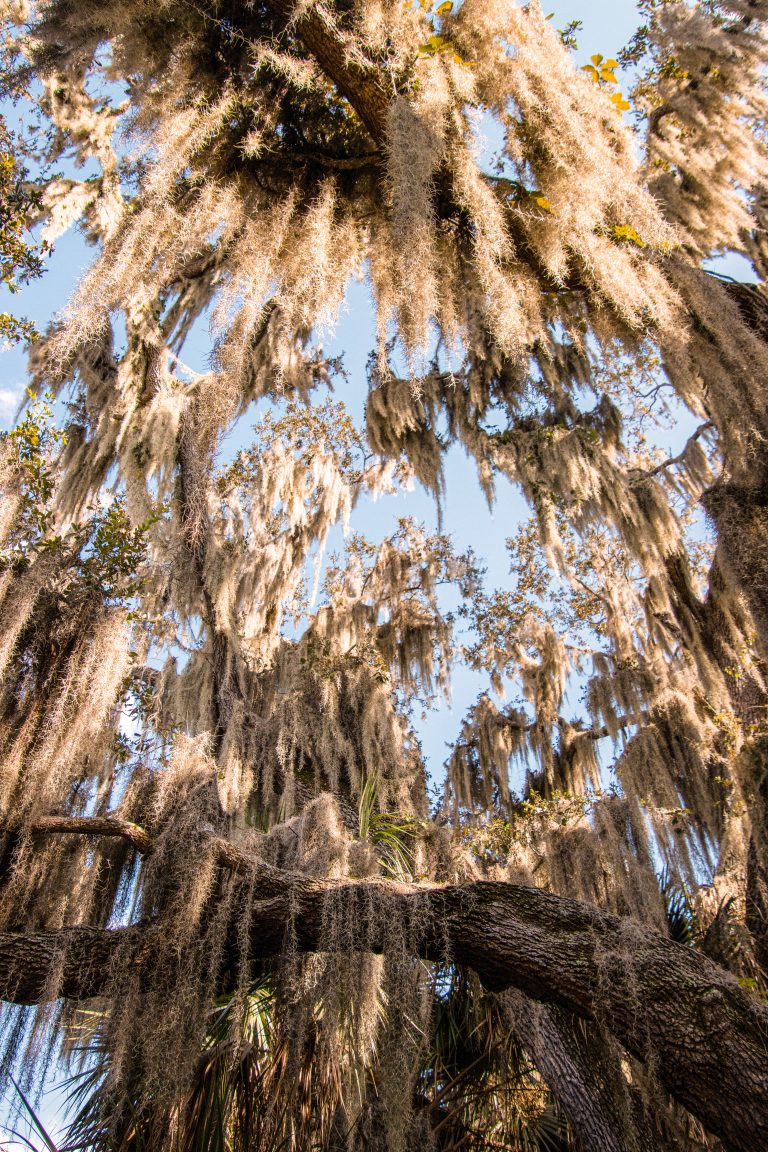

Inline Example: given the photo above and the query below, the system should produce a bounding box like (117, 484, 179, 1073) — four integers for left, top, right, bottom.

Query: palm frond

(4, 1077, 61, 1152)
(659, 871, 698, 945)
(359, 774, 417, 880)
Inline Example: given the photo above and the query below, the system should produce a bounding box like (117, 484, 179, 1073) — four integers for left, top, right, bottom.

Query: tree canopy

(1, 2, 768, 1150)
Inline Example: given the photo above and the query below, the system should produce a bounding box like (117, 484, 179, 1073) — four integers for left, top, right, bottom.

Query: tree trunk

(502, 991, 661, 1152)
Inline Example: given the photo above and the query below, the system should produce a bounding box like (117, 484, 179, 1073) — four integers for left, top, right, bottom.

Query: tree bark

(264, 0, 390, 143)
(1, 871, 766, 1152)
(27, 815, 154, 854)
(503, 991, 650, 1152)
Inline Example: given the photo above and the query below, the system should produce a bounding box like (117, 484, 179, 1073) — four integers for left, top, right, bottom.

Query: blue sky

(552, 0, 641, 46)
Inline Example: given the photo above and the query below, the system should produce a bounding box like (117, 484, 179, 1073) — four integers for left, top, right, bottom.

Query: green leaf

(358, 773, 377, 842)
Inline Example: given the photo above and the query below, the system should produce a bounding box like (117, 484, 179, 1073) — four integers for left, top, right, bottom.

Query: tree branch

(628, 422, 715, 483)
(12, 814, 256, 875)
(0, 870, 766, 1152)
(503, 991, 649, 1152)
(27, 815, 154, 855)
(264, 0, 391, 143)
(279, 148, 381, 170)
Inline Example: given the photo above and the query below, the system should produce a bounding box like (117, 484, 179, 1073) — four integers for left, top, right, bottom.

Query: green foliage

(558, 20, 582, 51)
(3, 390, 66, 550)
(3, 1076, 61, 1152)
(358, 772, 418, 879)
(79, 500, 157, 605)
(1, 392, 157, 606)
(462, 511, 633, 685)
(422, 968, 568, 1151)
(0, 116, 49, 345)
(57, 982, 278, 1152)
(659, 871, 698, 946)
(465, 790, 604, 864)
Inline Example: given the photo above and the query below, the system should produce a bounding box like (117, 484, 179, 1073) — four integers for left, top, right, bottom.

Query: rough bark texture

(704, 283, 768, 661)
(1, 868, 766, 1152)
(27, 815, 154, 854)
(748, 827, 768, 974)
(267, 0, 390, 143)
(503, 991, 649, 1152)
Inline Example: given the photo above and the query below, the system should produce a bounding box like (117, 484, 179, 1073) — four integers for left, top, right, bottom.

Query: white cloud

(0, 386, 23, 428)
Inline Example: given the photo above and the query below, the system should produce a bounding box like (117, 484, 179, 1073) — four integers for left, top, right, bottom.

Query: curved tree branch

(5, 815, 256, 874)
(0, 868, 766, 1152)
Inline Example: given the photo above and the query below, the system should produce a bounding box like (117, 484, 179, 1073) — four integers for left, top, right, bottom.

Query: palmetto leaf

(358, 774, 417, 879)
(5, 1077, 60, 1152)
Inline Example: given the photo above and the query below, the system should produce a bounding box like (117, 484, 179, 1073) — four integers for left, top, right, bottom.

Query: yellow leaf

(591, 54, 603, 65)
(600, 69, 618, 84)
(604, 58, 619, 68)
(535, 196, 552, 212)
(582, 64, 599, 82)
(436, 1, 453, 12)
(613, 224, 646, 248)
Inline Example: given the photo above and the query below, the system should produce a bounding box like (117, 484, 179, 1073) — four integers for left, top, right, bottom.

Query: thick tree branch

(265, 0, 390, 143)
(503, 992, 650, 1152)
(1, 871, 766, 1152)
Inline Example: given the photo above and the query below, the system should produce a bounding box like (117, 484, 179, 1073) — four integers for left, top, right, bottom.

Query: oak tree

(1, 2, 768, 1150)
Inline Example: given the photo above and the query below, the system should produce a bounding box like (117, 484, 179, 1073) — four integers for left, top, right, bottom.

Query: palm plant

(417, 968, 569, 1152)
(58, 981, 284, 1152)
(1, 1077, 61, 1152)
(5, 965, 569, 1152)
(357, 774, 418, 881)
